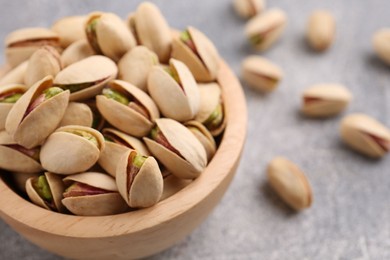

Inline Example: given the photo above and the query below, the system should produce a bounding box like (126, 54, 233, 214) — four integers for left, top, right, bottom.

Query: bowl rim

(0, 59, 247, 238)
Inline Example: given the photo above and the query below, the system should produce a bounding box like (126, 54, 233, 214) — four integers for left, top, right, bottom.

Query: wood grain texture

(0, 60, 247, 259)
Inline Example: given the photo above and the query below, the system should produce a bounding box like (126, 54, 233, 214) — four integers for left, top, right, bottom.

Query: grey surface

(1, 0, 390, 259)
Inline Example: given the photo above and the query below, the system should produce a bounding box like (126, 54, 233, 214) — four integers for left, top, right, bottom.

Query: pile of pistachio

(0, 2, 226, 216)
(234, 0, 390, 211)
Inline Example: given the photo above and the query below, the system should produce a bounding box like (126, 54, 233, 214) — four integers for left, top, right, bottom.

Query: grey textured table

(1, 0, 390, 259)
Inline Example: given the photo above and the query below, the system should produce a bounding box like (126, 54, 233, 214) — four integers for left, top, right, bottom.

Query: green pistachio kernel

(249, 34, 264, 46)
(133, 154, 147, 168)
(0, 93, 23, 103)
(65, 129, 99, 148)
(60, 82, 94, 93)
(204, 104, 223, 130)
(86, 17, 102, 54)
(33, 175, 53, 201)
(44, 87, 64, 99)
(102, 88, 129, 105)
(180, 30, 191, 42)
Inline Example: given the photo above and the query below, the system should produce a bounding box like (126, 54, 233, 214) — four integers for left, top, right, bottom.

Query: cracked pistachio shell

(133, 2, 172, 63)
(61, 40, 96, 68)
(96, 79, 159, 137)
(5, 76, 70, 149)
(51, 15, 87, 48)
(118, 46, 159, 92)
(373, 28, 390, 66)
(245, 8, 287, 51)
(160, 174, 192, 201)
(59, 102, 93, 127)
(233, 0, 265, 19)
(172, 26, 220, 82)
(62, 172, 128, 216)
(267, 157, 313, 210)
(241, 56, 283, 92)
(306, 10, 335, 51)
(144, 118, 207, 179)
(0, 130, 42, 173)
(86, 12, 137, 62)
(12, 172, 39, 193)
(185, 121, 216, 162)
(40, 125, 105, 174)
(24, 46, 62, 87)
(54, 55, 118, 101)
(148, 59, 200, 122)
(26, 172, 66, 213)
(116, 149, 163, 208)
(0, 61, 28, 86)
(195, 83, 227, 136)
(98, 128, 150, 177)
(340, 114, 390, 158)
(5, 27, 61, 68)
(0, 84, 27, 130)
(302, 84, 352, 117)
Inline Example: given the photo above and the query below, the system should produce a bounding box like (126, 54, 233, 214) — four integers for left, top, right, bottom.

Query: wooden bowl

(0, 60, 247, 259)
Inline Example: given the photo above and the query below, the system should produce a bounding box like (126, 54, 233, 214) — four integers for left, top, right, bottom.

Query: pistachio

(306, 10, 335, 51)
(0, 84, 27, 130)
(267, 157, 313, 210)
(62, 172, 128, 216)
(59, 102, 93, 127)
(160, 174, 192, 201)
(148, 58, 200, 122)
(51, 15, 87, 48)
(118, 46, 159, 92)
(0, 61, 28, 86)
(61, 39, 96, 68)
(144, 118, 207, 179)
(245, 8, 287, 51)
(302, 84, 352, 117)
(340, 114, 390, 158)
(184, 121, 216, 162)
(241, 56, 282, 92)
(172, 26, 220, 82)
(233, 0, 265, 19)
(372, 28, 390, 66)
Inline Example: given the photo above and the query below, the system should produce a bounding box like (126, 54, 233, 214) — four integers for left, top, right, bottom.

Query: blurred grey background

(1, 0, 390, 259)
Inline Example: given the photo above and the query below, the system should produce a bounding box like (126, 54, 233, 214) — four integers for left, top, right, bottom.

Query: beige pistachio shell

(40, 125, 105, 174)
(61, 39, 96, 68)
(24, 46, 62, 87)
(233, 0, 265, 19)
(59, 102, 93, 127)
(133, 2, 172, 63)
(306, 10, 335, 51)
(184, 121, 216, 163)
(96, 79, 159, 137)
(118, 46, 159, 92)
(340, 114, 390, 158)
(144, 118, 207, 179)
(267, 157, 313, 210)
(373, 28, 390, 66)
(51, 15, 87, 48)
(26, 172, 66, 212)
(0, 130, 42, 173)
(64, 172, 118, 191)
(116, 149, 163, 208)
(0, 61, 28, 85)
(241, 56, 283, 92)
(5, 27, 61, 68)
(5, 76, 70, 149)
(0, 84, 27, 130)
(160, 174, 192, 201)
(171, 26, 220, 82)
(302, 84, 352, 117)
(12, 172, 40, 193)
(148, 59, 200, 122)
(54, 55, 118, 101)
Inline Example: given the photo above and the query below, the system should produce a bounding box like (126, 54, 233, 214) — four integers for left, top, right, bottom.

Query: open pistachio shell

(24, 46, 62, 87)
(59, 102, 93, 127)
(148, 58, 200, 122)
(54, 55, 118, 101)
(40, 125, 105, 175)
(116, 149, 163, 208)
(26, 172, 66, 212)
(86, 12, 136, 62)
(98, 128, 150, 177)
(11, 172, 40, 193)
(195, 83, 227, 136)
(184, 121, 216, 162)
(51, 15, 87, 48)
(0, 130, 42, 173)
(0, 84, 27, 130)
(62, 172, 128, 216)
(144, 118, 207, 179)
(0, 61, 28, 86)
(118, 46, 159, 92)
(5, 27, 61, 68)
(160, 174, 192, 201)
(171, 26, 220, 82)
(5, 76, 70, 149)
(61, 39, 96, 68)
(96, 79, 159, 137)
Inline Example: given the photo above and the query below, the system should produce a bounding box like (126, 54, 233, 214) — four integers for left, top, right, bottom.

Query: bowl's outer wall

(0, 60, 247, 259)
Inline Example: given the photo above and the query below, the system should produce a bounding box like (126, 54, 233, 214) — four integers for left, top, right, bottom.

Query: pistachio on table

(51, 15, 87, 48)
(59, 102, 93, 127)
(184, 120, 216, 162)
(306, 10, 335, 52)
(61, 39, 96, 68)
(245, 8, 287, 51)
(0, 61, 28, 86)
(116, 149, 163, 208)
(0, 84, 27, 130)
(233, 0, 265, 19)
(340, 113, 390, 158)
(372, 28, 390, 66)
(62, 172, 128, 216)
(302, 84, 352, 117)
(148, 58, 199, 122)
(267, 157, 313, 211)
